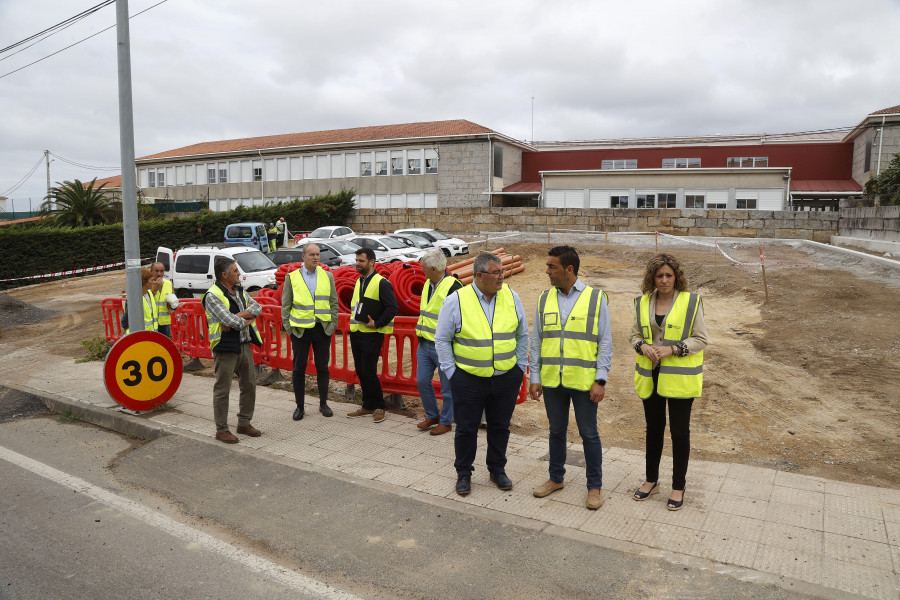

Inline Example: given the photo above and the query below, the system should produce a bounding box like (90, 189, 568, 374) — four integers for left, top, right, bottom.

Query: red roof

(791, 179, 861, 192)
(502, 181, 541, 193)
(871, 104, 900, 115)
(139, 120, 495, 160)
(93, 175, 122, 188)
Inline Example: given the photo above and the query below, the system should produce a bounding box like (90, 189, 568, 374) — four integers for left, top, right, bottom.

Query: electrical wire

(0, 0, 168, 81)
(1, 155, 46, 198)
(48, 151, 120, 171)
(0, 0, 115, 56)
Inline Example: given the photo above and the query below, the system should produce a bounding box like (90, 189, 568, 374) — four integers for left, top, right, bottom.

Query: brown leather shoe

(373, 409, 385, 423)
(586, 488, 604, 510)
(347, 408, 375, 417)
(236, 424, 261, 437)
(430, 423, 452, 436)
(417, 417, 439, 430)
(215, 430, 239, 444)
(533, 480, 565, 498)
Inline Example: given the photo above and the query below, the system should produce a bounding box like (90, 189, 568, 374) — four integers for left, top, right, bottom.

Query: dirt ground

(2, 241, 898, 489)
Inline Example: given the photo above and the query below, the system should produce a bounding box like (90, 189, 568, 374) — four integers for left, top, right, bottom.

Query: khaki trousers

(212, 343, 256, 432)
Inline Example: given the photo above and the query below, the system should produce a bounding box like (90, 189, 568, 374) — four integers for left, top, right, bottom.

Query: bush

(76, 336, 113, 363)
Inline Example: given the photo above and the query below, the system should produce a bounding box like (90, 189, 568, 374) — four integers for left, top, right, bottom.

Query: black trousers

(291, 323, 331, 407)
(642, 392, 694, 491)
(451, 366, 522, 476)
(349, 331, 385, 410)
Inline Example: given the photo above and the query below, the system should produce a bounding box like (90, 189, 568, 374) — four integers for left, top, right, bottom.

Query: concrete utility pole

(115, 0, 143, 332)
(45, 150, 51, 210)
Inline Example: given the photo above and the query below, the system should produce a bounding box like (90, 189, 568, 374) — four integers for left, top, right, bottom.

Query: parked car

(293, 239, 361, 267)
(349, 235, 423, 262)
(306, 225, 356, 241)
(156, 243, 278, 298)
(389, 232, 436, 251)
(223, 222, 270, 253)
(269, 248, 341, 269)
(393, 228, 468, 256)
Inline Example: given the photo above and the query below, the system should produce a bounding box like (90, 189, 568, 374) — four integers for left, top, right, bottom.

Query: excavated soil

(1, 242, 897, 488)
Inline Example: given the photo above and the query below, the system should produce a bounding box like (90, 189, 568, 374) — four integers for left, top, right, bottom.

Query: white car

(305, 225, 356, 241)
(294, 238, 361, 267)
(156, 244, 278, 297)
(393, 228, 469, 257)
(349, 235, 423, 263)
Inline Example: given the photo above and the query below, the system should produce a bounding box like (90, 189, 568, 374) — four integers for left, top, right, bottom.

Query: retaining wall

(838, 206, 900, 242)
(348, 207, 840, 242)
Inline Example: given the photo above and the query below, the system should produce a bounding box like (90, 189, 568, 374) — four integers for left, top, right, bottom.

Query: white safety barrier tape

(0, 257, 152, 283)
(466, 232, 524, 245)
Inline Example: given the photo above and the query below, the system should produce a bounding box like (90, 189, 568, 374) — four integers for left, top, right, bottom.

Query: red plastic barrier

(101, 298, 125, 342)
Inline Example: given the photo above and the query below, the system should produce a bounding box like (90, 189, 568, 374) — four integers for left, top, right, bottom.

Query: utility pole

(116, 0, 143, 333)
(45, 149, 51, 211)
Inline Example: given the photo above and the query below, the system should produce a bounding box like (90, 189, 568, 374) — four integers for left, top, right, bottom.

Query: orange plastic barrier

(101, 298, 125, 342)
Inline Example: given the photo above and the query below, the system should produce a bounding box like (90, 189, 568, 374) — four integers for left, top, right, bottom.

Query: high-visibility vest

(288, 267, 332, 329)
(151, 279, 174, 326)
(416, 276, 457, 341)
(453, 284, 518, 377)
(538, 286, 607, 391)
(125, 292, 158, 334)
(634, 292, 704, 400)
(349, 273, 394, 334)
(203, 284, 261, 352)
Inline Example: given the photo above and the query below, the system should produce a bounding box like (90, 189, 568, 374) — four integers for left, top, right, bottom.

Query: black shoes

(456, 474, 471, 496)
(319, 403, 333, 417)
(667, 489, 686, 511)
(490, 471, 513, 491)
(633, 481, 659, 501)
(292, 406, 304, 421)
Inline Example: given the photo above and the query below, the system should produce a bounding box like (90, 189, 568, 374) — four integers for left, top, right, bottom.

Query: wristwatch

(595, 379, 606, 386)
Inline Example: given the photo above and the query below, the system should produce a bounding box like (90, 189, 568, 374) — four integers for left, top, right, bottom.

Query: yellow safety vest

(538, 286, 607, 391)
(288, 267, 333, 329)
(416, 276, 457, 341)
(151, 279, 174, 326)
(349, 273, 394, 334)
(634, 292, 704, 400)
(453, 284, 518, 377)
(124, 292, 158, 334)
(203, 284, 261, 351)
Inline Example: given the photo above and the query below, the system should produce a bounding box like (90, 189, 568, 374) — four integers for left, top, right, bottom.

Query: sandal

(633, 481, 659, 501)
(667, 489, 685, 511)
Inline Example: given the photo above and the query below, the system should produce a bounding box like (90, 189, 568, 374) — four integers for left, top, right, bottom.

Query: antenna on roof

(531, 96, 535, 144)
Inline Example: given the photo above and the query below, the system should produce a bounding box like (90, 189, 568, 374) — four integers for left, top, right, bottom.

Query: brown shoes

(373, 409, 385, 423)
(586, 489, 604, 510)
(417, 417, 439, 430)
(347, 408, 375, 417)
(215, 430, 239, 444)
(236, 424, 261, 437)
(430, 423, 452, 436)
(533, 480, 565, 498)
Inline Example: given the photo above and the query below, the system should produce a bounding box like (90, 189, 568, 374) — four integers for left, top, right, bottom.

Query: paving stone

(701, 512, 764, 543)
(824, 532, 894, 570)
(824, 494, 885, 520)
(634, 521, 706, 556)
(368, 446, 424, 467)
(752, 545, 824, 585)
(408, 471, 456, 497)
(759, 521, 824, 554)
(485, 491, 543, 520)
(764, 502, 823, 530)
(773, 470, 826, 492)
(727, 463, 777, 485)
(824, 512, 888, 544)
(820, 558, 899, 600)
(769, 485, 824, 509)
(536, 498, 592, 529)
(719, 478, 773, 501)
(374, 465, 431, 487)
(712, 492, 769, 520)
(282, 444, 334, 464)
(696, 535, 759, 569)
(343, 460, 390, 480)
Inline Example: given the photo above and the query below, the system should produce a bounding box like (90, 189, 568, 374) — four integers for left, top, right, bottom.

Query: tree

(41, 178, 117, 227)
(863, 152, 900, 206)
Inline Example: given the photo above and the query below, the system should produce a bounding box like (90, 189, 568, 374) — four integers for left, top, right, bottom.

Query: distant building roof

(501, 181, 541, 193)
(871, 104, 900, 116)
(791, 179, 862, 193)
(138, 119, 503, 161)
(534, 130, 847, 151)
(93, 175, 122, 189)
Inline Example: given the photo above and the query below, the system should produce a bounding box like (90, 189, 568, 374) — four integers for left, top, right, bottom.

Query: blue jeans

(416, 339, 453, 426)
(543, 385, 603, 490)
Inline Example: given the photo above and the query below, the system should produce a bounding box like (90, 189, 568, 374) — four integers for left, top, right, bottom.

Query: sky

(2, 0, 899, 211)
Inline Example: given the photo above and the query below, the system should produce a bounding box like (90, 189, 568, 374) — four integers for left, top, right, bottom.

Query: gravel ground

(0, 293, 58, 329)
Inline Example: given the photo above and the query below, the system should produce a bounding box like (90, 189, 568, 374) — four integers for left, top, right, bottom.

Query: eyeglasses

(480, 270, 504, 277)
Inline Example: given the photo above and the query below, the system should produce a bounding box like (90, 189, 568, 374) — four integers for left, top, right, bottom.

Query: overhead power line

(0, 0, 115, 57)
(48, 151, 121, 171)
(1, 155, 46, 198)
(0, 0, 168, 81)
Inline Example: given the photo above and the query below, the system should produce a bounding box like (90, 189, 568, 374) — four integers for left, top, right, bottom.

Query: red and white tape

(0, 257, 152, 283)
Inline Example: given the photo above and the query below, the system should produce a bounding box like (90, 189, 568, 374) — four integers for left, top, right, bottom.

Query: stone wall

(347, 207, 840, 242)
(436, 141, 490, 207)
(838, 206, 900, 242)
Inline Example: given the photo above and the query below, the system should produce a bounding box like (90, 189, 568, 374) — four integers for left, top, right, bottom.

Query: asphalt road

(0, 404, 819, 600)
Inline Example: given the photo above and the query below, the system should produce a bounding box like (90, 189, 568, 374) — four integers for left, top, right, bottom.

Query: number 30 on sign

(104, 330, 183, 411)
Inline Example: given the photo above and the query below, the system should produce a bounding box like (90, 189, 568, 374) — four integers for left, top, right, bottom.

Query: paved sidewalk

(1, 345, 898, 600)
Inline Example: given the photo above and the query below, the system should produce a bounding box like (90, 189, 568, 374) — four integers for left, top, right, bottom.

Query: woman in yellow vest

(630, 253, 707, 511)
(122, 267, 160, 334)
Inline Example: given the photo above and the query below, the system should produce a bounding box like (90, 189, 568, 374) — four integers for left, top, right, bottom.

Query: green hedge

(0, 190, 355, 288)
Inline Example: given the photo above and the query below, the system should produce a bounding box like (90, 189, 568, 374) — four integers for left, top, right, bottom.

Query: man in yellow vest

(150, 261, 179, 338)
(267, 223, 278, 252)
(281, 243, 339, 420)
(346, 247, 398, 423)
(529, 246, 612, 510)
(202, 257, 263, 444)
(435, 253, 529, 496)
(415, 250, 462, 435)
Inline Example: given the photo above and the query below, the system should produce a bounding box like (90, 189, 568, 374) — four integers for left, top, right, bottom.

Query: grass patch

(76, 336, 113, 363)
(153, 402, 171, 412)
(57, 407, 80, 423)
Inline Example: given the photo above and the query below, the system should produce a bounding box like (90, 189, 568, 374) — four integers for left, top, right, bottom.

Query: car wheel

(247, 286, 261, 294)
(442, 248, 451, 257)
(175, 289, 193, 299)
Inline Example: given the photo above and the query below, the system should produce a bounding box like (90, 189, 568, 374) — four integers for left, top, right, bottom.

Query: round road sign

(104, 330, 183, 411)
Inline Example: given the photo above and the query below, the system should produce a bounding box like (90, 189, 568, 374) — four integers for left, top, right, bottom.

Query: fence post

(759, 246, 768, 302)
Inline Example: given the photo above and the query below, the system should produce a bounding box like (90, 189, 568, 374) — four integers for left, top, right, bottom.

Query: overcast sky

(2, 0, 899, 210)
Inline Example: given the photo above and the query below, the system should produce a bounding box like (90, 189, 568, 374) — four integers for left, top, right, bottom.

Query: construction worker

(123, 267, 160, 334)
(267, 223, 278, 252)
(150, 261, 178, 338)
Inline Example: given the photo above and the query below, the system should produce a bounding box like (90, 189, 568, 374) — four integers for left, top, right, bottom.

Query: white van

(156, 243, 278, 298)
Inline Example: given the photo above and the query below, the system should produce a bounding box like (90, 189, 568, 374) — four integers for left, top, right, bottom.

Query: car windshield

(327, 240, 360, 255)
(427, 230, 450, 240)
(308, 227, 334, 238)
(405, 234, 434, 248)
(271, 251, 303, 265)
(379, 237, 407, 250)
(234, 251, 276, 272)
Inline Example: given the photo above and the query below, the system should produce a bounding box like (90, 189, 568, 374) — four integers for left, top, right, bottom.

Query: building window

(407, 149, 421, 175)
(331, 154, 344, 178)
(148, 171, 156, 187)
(156, 170, 165, 187)
(736, 198, 757, 209)
(375, 151, 388, 176)
(218, 169, 228, 184)
(727, 156, 768, 168)
(185, 166, 193, 186)
(493, 145, 503, 178)
(425, 148, 438, 174)
(708, 201, 727, 209)
(658, 193, 676, 208)
(662, 158, 701, 168)
(601, 159, 637, 170)
(207, 168, 217, 184)
(636, 194, 655, 208)
(253, 168, 262, 182)
(360, 157, 372, 177)
(391, 151, 404, 175)
(685, 194, 705, 208)
(610, 195, 628, 208)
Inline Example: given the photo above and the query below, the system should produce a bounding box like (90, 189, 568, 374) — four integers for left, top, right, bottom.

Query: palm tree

(41, 178, 117, 227)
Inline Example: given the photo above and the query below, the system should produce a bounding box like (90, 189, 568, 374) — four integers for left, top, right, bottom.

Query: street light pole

(115, 0, 143, 332)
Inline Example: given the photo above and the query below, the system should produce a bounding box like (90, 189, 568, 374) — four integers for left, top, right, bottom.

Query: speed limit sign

(104, 330, 183, 411)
